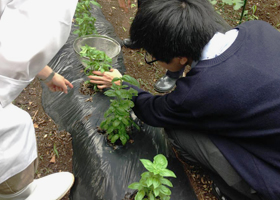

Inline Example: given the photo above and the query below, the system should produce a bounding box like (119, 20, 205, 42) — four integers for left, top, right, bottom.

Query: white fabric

(190, 29, 239, 69)
(0, 0, 12, 16)
(200, 29, 239, 60)
(0, 103, 37, 183)
(0, 0, 78, 183)
(0, 0, 78, 107)
(0, 172, 74, 199)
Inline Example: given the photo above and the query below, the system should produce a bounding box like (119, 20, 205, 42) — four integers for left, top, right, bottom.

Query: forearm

(124, 82, 192, 128)
(37, 66, 73, 93)
(36, 66, 54, 81)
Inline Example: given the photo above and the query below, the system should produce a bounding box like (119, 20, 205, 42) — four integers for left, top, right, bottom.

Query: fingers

(89, 80, 107, 85)
(65, 79, 74, 89)
(49, 85, 62, 92)
(62, 79, 74, 94)
(89, 73, 113, 82)
(61, 83, 68, 94)
(49, 87, 55, 92)
(92, 68, 120, 75)
(88, 75, 105, 81)
(56, 86, 63, 92)
(89, 78, 113, 88)
(97, 84, 108, 90)
(92, 71, 104, 76)
(47, 73, 74, 94)
(88, 69, 122, 89)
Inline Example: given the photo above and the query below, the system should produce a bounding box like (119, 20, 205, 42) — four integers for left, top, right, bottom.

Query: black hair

(130, 0, 231, 62)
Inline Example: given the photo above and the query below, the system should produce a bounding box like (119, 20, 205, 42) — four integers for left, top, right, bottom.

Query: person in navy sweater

(89, 0, 280, 199)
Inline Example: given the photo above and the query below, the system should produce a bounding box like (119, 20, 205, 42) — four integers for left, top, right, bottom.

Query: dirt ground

(14, 0, 280, 199)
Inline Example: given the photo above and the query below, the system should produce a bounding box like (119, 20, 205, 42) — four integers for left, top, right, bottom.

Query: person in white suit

(0, 0, 78, 199)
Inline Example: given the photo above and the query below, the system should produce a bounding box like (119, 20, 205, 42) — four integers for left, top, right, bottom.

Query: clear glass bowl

(73, 35, 121, 67)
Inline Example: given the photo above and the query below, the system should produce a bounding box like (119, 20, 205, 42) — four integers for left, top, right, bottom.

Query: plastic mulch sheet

(41, 4, 197, 200)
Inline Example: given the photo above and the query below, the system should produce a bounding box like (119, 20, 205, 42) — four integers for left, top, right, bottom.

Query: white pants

(0, 103, 37, 184)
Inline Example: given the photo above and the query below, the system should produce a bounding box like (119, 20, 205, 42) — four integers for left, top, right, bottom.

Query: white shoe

(0, 172, 74, 200)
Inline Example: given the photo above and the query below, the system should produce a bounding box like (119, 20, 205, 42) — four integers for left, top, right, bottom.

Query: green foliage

(211, 0, 244, 10)
(79, 45, 112, 75)
(128, 154, 176, 200)
(209, 0, 218, 5)
(79, 45, 112, 91)
(53, 143, 59, 158)
(79, 46, 139, 145)
(74, 0, 101, 37)
(100, 75, 140, 145)
(75, 0, 110, 91)
(220, 0, 244, 10)
(210, 0, 247, 24)
(243, 4, 258, 21)
(74, 0, 140, 146)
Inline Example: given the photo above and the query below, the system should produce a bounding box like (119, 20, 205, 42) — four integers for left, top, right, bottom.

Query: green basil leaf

(121, 117, 129, 125)
(159, 177, 173, 187)
(113, 120, 120, 127)
(148, 192, 155, 200)
(91, 1, 101, 8)
(152, 177, 161, 189)
(146, 177, 153, 187)
(159, 169, 176, 178)
(100, 120, 106, 129)
(110, 134, 119, 143)
(140, 159, 154, 172)
(120, 135, 127, 145)
(153, 187, 160, 197)
(104, 89, 116, 97)
(107, 126, 114, 134)
(158, 185, 171, 196)
(122, 75, 140, 87)
(154, 154, 168, 169)
(128, 182, 141, 190)
(112, 77, 121, 83)
(161, 195, 170, 200)
(135, 190, 145, 200)
(141, 172, 150, 179)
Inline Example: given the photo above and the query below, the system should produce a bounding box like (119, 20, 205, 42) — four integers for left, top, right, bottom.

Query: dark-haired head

(130, 0, 231, 63)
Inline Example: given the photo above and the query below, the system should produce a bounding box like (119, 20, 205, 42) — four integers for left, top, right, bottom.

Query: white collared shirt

(201, 29, 239, 60)
(191, 29, 239, 68)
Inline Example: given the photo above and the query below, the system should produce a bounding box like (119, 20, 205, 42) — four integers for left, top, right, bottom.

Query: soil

(14, 0, 280, 200)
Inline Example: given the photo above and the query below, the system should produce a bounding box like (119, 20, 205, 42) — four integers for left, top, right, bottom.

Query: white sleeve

(0, 0, 78, 107)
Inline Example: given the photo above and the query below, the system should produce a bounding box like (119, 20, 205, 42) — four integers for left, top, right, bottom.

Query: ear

(179, 57, 188, 65)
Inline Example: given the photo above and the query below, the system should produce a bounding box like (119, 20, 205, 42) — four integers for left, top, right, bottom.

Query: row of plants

(74, 0, 140, 146)
(74, 0, 100, 37)
(74, 2, 176, 199)
(100, 75, 140, 146)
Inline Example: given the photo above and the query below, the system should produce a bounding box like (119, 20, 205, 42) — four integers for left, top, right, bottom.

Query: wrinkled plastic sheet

(42, 4, 197, 200)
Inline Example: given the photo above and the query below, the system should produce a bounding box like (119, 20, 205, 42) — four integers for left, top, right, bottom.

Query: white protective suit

(0, 0, 77, 183)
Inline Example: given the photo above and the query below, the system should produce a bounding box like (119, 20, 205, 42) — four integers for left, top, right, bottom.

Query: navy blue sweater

(126, 20, 280, 200)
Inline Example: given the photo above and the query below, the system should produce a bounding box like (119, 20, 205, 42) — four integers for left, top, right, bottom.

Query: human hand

(88, 69, 122, 89)
(118, 0, 131, 12)
(46, 73, 73, 94)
